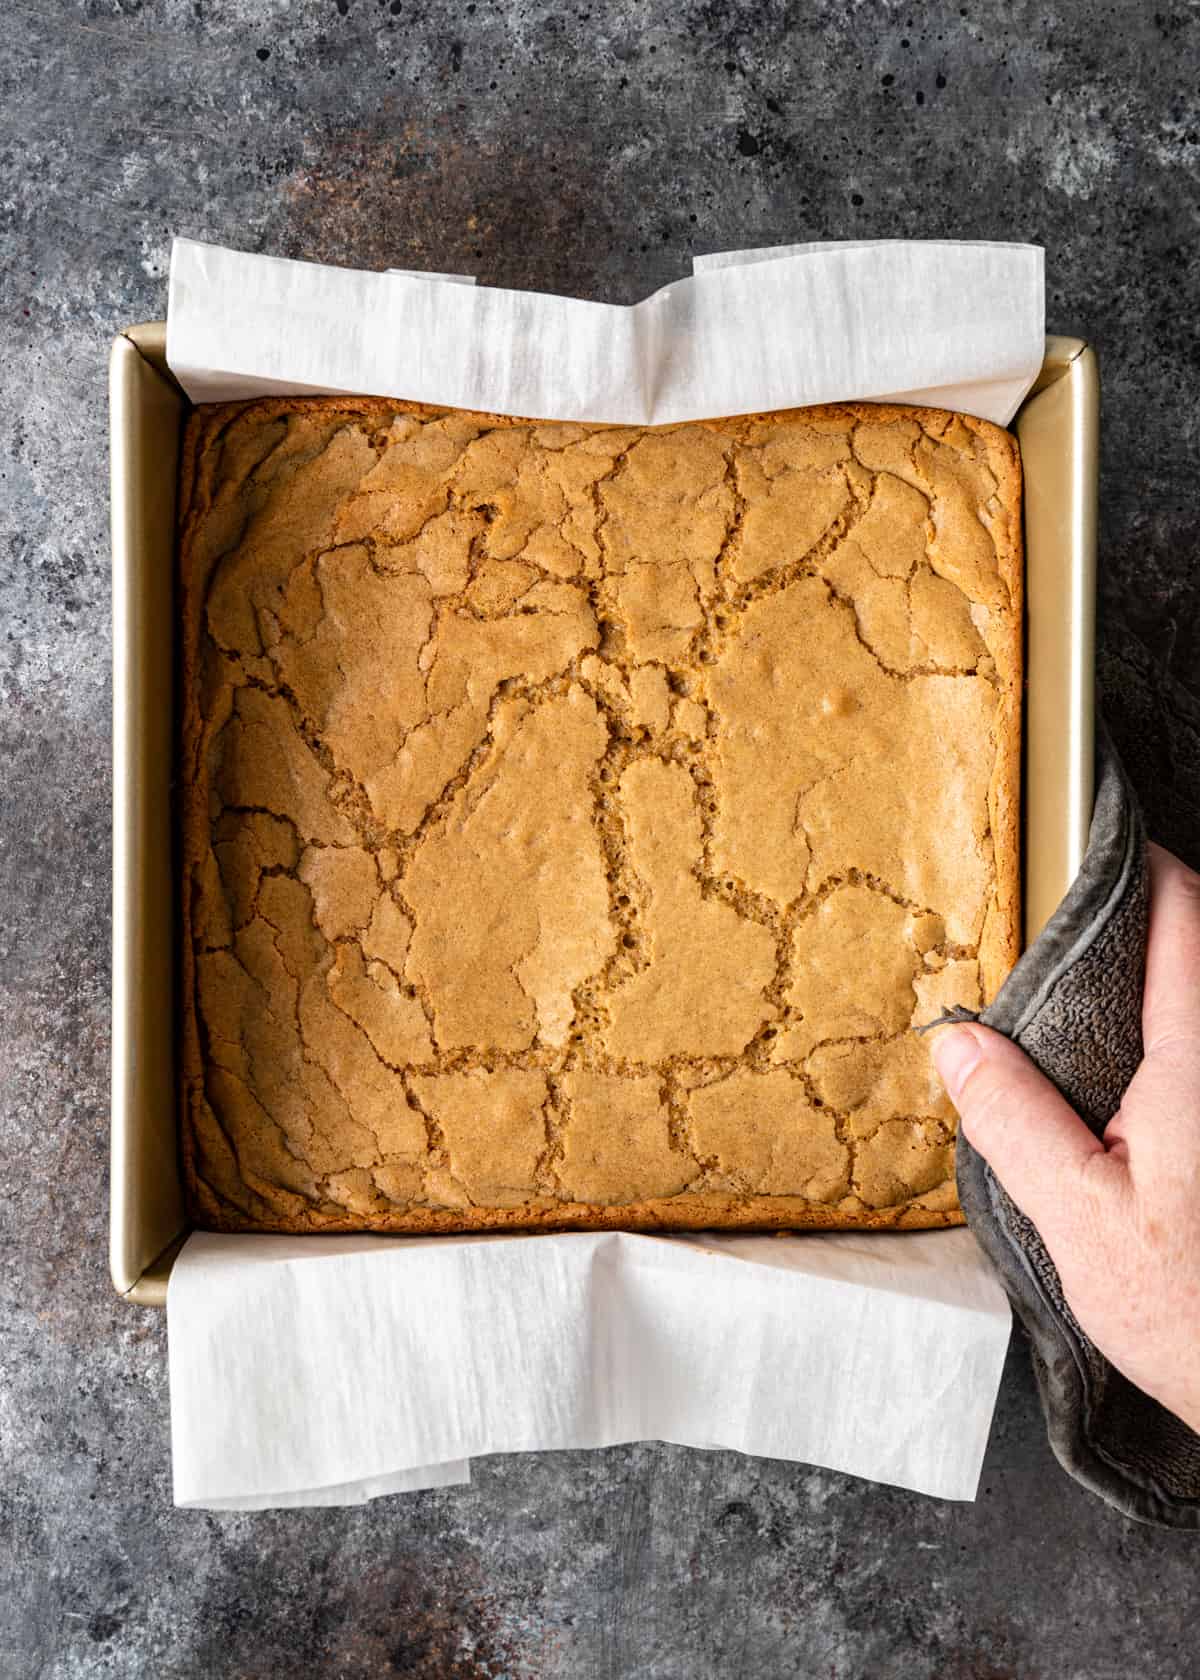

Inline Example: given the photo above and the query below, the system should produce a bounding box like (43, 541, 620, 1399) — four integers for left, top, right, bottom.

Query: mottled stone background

(3, 1, 1199, 1675)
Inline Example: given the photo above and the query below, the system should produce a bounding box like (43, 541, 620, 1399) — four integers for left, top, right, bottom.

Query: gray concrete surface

(3, 2, 1200, 1675)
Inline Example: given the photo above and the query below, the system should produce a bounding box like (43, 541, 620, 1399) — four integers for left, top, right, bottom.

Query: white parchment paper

(171, 1229, 1009, 1510)
(167, 236, 1043, 423)
(165, 237, 1041, 1511)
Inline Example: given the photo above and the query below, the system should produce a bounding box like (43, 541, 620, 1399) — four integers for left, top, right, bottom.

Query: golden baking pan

(108, 326, 1097, 1304)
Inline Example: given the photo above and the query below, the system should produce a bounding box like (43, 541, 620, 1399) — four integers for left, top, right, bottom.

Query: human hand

(932, 842, 1200, 1435)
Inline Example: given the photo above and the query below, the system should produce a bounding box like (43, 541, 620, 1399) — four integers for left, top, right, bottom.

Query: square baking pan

(109, 327, 1097, 1304)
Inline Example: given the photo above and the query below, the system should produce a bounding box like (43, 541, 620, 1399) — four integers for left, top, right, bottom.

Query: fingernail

(931, 1025, 983, 1101)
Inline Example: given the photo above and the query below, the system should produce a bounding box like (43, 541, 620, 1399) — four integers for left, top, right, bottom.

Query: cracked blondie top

(179, 397, 1021, 1233)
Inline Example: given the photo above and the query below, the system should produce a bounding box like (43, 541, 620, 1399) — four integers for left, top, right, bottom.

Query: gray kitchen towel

(944, 725, 1200, 1527)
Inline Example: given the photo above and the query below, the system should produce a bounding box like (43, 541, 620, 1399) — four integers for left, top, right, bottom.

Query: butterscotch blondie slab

(179, 397, 1021, 1233)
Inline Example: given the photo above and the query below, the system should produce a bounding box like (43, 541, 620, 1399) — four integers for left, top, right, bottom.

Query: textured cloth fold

(956, 724, 1200, 1527)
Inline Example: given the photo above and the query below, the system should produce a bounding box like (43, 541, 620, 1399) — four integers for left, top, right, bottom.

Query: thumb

(931, 1023, 1108, 1242)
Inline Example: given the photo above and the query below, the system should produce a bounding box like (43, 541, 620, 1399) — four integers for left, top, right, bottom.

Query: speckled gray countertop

(3, 3, 1200, 1676)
